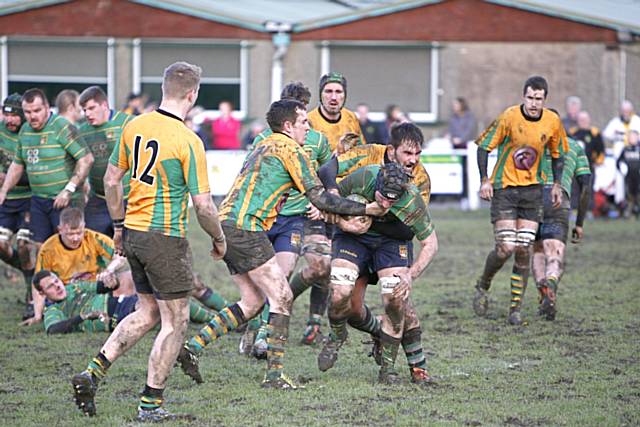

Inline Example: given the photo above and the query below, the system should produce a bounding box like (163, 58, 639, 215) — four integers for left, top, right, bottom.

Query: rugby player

(532, 136, 591, 320)
(317, 162, 438, 384)
(472, 76, 566, 325)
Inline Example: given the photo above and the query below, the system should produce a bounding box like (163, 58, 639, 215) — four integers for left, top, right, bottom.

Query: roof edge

(0, 0, 69, 17)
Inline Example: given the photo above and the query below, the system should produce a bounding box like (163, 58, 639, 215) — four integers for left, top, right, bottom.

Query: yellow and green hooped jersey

(337, 164, 434, 241)
(335, 143, 432, 205)
(219, 132, 322, 231)
(476, 105, 567, 189)
(79, 110, 133, 198)
(0, 124, 30, 199)
(540, 137, 591, 197)
(252, 128, 331, 216)
(110, 110, 210, 238)
(43, 281, 110, 333)
(14, 114, 89, 199)
(308, 106, 365, 152)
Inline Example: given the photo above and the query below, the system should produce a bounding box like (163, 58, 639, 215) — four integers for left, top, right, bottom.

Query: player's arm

(104, 163, 127, 254)
(477, 147, 492, 201)
(318, 157, 339, 192)
(369, 220, 415, 241)
(46, 310, 104, 334)
(572, 174, 591, 243)
(409, 230, 438, 281)
(54, 125, 95, 208)
(0, 161, 25, 204)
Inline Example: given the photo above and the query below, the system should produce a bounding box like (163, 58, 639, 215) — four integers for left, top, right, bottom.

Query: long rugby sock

(347, 304, 381, 337)
(139, 385, 164, 411)
(510, 264, 530, 311)
(86, 352, 111, 382)
(402, 327, 427, 370)
(187, 304, 246, 355)
(478, 250, 508, 290)
(328, 316, 348, 343)
(309, 283, 330, 317)
(22, 268, 34, 301)
(379, 332, 401, 371)
(196, 287, 228, 312)
(265, 313, 290, 380)
(289, 272, 313, 300)
(188, 300, 216, 323)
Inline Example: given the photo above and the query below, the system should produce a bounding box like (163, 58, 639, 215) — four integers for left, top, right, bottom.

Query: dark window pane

(141, 83, 240, 110)
(8, 82, 107, 106)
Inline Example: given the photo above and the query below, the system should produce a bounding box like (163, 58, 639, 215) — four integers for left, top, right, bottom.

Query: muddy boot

(539, 279, 557, 321)
(377, 333, 401, 385)
(472, 281, 490, 317)
(507, 308, 523, 326)
(317, 330, 346, 372)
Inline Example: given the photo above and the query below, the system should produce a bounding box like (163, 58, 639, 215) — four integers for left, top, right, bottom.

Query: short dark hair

(22, 88, 48, 106)
(55, 89, 80, 113)
(79, 86, 108, 107)
(59, 207, 85, 228)
(523, 76, 548, 97)
(266, 99, 305, 133)
(389, 122, 424, 149)
(33, 270, 54, 292)
(281, 81, 311, 105)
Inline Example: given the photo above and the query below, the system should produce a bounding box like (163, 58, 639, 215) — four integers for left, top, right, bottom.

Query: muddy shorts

(332, 231, 413, 273)
(490, 184, 543, 224)
(267, 214, 304, 254)
(222, 222, 275, 275)
(123, 228, 194, 300)
(537, 185, 570, 243)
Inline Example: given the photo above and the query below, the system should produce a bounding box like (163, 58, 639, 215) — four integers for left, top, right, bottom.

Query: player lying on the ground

(34, 269, 221, 334)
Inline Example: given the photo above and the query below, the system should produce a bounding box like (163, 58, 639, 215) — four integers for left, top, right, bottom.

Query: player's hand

(211, 236, 226, 260)
(82, 311, 108, 322)
(97, 269, 118, 288)
(323, 212, 339, 224)
(571, 226, 584, 243)
(479, 179, 493, 201)
(20, 315, 42, 326)
(113, 228, 124, 256)
(53, 189, 72, 209)
(365, 201, 390, 217)
(337, 215, 372, 234)
(306, 204, 324, 221)
(551, 183, 562, 208)
(392, 271, 413, 301)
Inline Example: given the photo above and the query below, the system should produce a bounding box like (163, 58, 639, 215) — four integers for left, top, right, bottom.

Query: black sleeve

(575, 174, 592, 227)
(616, 151, 625, 172)
(551, 156, 564, 183)
(477, 148, 489, 180)
(307, 186, 366, 216)
(47, 315, 83, 334)
(95, 281, 110, 294)
(369, 220, 415, 241)
(318, 157, 339, 191)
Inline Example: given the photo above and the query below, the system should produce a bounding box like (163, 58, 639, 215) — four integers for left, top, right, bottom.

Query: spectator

(602, 100, 640, 149)
(616, 129, 640, 217)
(569, 111, 605, 172)
(55, 89, 83, 125)
(210, 100, 241, 149)
(562, 96, 581, 131)
(382, 104, 406, 145)
(242, 119, 266, 149)
(447, 97, 477, 148)
(122, 92, 144, 116)
(356, 103, 384, 144)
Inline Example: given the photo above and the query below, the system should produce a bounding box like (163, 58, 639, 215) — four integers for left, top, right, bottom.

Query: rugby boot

(251, 337, 268, 360)
(136, 407, 195, 422)
(317, 331, 346, 372)
(71, 370, 98, 416)
(539, 284, 557, 321)
(261, 373, 303, 390)
(507, 308, 523, 326)
(472, 282, 489, 317)
(176, 346, 203, 384)
(239, 326, 258, 356)
(410, 367, 436, 386)
(300, 322, 323, 346)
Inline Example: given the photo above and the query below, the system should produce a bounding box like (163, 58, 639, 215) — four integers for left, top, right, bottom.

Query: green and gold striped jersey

(476, 105, 567, 189)
(0, 124, 30, 199)
(14, 114, 89, 199)
(110, 110, 210, 238)
(335, 144, 432, 205)
(43, 281, 110, 333)
(308, 106, 365, 152)
(540, 137, 591, 197)
(79, 110, 133, 198)
(219, 132, 321, 231)
(252, 128, 331, 216)
(337, 164, 434, 241)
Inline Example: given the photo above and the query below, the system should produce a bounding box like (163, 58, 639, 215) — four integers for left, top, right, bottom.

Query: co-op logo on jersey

(26, 148, 39, 164)
(512, 145, 537, 170)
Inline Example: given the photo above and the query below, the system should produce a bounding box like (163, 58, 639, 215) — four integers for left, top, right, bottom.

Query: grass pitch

(0, 209, 638, 426)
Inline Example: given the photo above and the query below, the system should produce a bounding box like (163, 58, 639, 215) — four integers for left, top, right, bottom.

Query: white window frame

(320, 40, 440, 123)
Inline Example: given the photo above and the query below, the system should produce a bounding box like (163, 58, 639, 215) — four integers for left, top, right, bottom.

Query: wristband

(213, 234, 225, 243)
(64, 182, 77, 193)
(113, 218, 125, 229)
